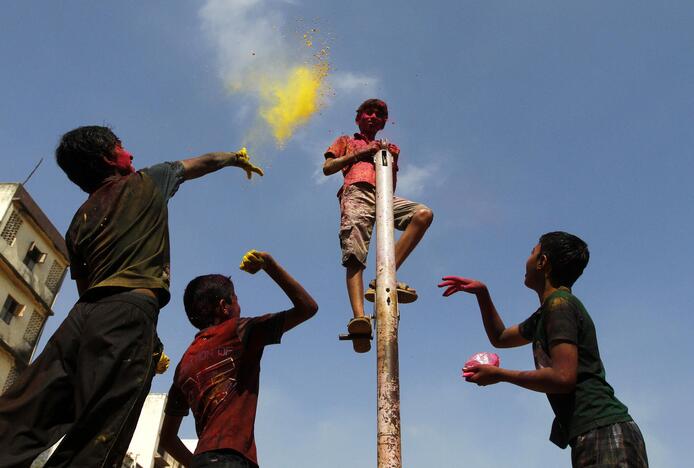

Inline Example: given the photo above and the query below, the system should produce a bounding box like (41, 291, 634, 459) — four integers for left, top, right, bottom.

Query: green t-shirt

(66, 162, 184, 306)
(519, 288, 632, 448)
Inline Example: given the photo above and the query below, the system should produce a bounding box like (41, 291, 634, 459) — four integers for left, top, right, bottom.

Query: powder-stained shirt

(66, 162, 184, 306)
(165, 312, 286, 466)
(325, 133, 399, 196)
(519, 288, 632, 448)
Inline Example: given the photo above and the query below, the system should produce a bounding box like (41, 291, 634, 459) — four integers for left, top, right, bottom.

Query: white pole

(374, 143, 402, 468)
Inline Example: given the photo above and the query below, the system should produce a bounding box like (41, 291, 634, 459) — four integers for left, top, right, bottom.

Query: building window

(23, 242, 47, 271)
(23, 310, 45, 347)
(1, 210, 23, 246)
(46, 260, 66, 294)
(1, 295, 25, 325)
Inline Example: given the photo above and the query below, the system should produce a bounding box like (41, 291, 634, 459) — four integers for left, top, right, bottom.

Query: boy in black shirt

(0, 126, 263, 468)
(439, 231, 648, 467)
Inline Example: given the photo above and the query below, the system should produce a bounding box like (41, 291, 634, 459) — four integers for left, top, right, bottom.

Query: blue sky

(2, 1, 693, 466)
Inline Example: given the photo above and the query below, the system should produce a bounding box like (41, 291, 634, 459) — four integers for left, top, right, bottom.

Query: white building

(0, 183, 68, 394)
(122, 393, 197, 468)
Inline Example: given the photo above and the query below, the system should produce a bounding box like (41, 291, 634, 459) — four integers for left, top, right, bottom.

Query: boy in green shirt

(439, 231, 648, 467)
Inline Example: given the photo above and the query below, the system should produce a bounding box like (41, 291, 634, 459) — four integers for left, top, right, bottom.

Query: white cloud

(199, 0, 291, 85)
(330, 72, 380, 94)
(396, 162, 441, 198)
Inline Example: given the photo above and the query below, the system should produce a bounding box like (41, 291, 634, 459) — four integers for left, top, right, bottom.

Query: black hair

(55, 125, 119, 193)
(356, 98, 388, 119)
(183, 274, 234, 330)
(539, 231, 590, 287)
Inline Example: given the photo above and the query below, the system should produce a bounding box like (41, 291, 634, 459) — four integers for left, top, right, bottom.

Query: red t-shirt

(165, 312, 286, 466)
(325, 133, 399, 195)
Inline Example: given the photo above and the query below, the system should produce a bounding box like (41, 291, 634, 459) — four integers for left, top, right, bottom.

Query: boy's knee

(413, 208, 434, 227)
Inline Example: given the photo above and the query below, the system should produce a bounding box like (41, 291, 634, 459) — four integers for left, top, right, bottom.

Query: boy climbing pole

(323, 99, 433, 352)
(0, 126, 263, 468)
(439, 231, 648, 467)
(159, 250, 318, 468)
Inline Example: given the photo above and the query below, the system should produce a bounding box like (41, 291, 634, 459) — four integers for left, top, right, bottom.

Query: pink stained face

(110, 143, 135, 174)
(356, 108, 387, 136)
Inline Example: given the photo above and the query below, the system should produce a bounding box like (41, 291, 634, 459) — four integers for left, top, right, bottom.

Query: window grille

(1, 365, 19, 394)
(46, 260, 66, 293)
(23, 310, 44, 347)
(0, 210, 23, 245)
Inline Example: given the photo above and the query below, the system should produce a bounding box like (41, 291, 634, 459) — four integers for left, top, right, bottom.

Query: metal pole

(374, 144, 402, 468)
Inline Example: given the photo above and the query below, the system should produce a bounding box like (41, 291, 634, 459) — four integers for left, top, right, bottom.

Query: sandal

(364, 279, 418, 304)
(347, 317, 372, 353)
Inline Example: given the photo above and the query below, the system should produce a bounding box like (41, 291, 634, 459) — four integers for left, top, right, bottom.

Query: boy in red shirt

(159, 250, 318, 467)
(323, 99, 433, 351)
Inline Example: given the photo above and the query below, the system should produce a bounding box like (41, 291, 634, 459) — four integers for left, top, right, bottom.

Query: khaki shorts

(339, 183, 430, 268)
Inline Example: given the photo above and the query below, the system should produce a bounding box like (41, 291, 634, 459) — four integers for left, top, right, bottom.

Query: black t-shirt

(519, 288, 632, 447)
(66, 162, 184, 306)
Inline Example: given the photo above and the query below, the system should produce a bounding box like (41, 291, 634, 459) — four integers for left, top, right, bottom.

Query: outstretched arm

(463, 342, 578, 394)
(181, 148, 264, 181)
(438, 276, 529, 348)
(159, 414, 193, 467)
(323, 141, 382, 176)
(240, 250, 318, 332)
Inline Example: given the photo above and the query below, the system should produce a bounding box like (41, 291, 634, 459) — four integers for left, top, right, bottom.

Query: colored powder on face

(258, 61, 329, 147)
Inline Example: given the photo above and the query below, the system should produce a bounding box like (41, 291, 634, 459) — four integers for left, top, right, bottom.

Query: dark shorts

(192, 449, 258, 468)
(571, 421, 648, 468)
(0, 291, 161, 468)
(338, 182, 430, 268)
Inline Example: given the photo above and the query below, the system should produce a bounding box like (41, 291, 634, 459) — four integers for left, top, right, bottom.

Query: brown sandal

(364, 279, 418, 304)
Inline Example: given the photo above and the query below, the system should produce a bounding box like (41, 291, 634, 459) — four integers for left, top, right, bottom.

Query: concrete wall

(125, 394, 168, 468)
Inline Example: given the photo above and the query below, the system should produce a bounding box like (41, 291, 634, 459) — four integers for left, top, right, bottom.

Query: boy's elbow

(299, 297, 318, 319)
(489, 335, 508, 349)
(560, 376, 577, 393)
(553, 372, 577, 393)
(306, 299, 319, 317)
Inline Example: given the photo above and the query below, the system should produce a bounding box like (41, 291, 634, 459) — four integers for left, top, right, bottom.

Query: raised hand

(239, 249, 267, 274)
(437, 276, 487, 296)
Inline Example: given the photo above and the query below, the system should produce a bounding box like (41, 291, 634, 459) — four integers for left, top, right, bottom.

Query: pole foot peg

(339, 332, 372, 353)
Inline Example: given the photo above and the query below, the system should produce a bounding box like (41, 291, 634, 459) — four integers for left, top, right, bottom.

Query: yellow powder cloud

(258, 61, 329, 147)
